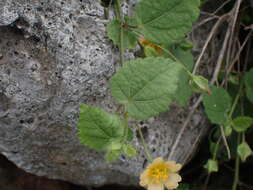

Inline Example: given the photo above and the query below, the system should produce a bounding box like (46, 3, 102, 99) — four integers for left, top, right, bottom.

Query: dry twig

(168, 0, 245, 162)
(193, 15, 228, 74)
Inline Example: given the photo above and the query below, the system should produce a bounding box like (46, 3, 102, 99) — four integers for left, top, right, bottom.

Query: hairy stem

(114, 0, 124, 65)
(114, 0, 128, 144)
(123, 111, 129, 143)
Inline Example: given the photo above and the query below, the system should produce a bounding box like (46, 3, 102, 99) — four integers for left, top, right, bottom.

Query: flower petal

(166, 161, 182, 172)
(164, 174, 182, 190)
(165, 183, 178, 190)
(140, 171, 149, 186)
(148, 183, 164, 190)
(153, 157, 164, 164)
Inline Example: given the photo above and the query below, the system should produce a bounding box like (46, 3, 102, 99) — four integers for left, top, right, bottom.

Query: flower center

(148, 164, 169, 183)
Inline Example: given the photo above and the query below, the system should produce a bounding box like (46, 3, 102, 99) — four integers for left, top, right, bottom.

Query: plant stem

(114, 0, 128, 145)
(228, 79, 244, 120)
(220, 125, 231, 159)
(242, 132, 245, 143)
(228, 92, 240, 118)
(193, 15, 227, 75)
(114, 0, 124, 65)
(232, 133, 241, 190)
(123, 111, 129, 142)
(137, 124, 153, 163)
(203, 137, 221, 190)
(169, 95, 203, 160)
(203, 173, 211, 190)
(213, 137, 221, 159)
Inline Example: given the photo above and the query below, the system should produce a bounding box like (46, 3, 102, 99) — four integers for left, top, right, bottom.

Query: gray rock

(0, 0, 19, 26)
(0, 0, 209, 187)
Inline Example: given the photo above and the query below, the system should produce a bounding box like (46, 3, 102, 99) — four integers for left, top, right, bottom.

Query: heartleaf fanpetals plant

(75, 0, 253, 189)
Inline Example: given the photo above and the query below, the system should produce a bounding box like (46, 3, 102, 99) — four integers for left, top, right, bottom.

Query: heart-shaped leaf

(237, 142, 252, 162)
(110, 57, 182, 120)
(172, 48, 194, 106)
(203, 86, 231, 125)
(232, 116, 253, 132)
(204, 159, 218, 173)
(134, 0, 200, 45)
(78, 104, 125, 151)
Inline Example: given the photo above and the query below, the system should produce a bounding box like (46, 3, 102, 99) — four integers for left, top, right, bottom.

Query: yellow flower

(140, 157, 182, 190)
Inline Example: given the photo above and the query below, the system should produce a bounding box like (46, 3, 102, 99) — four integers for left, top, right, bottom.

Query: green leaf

(144, 46, 161, 57)
(134, 0, 200, 45)
(77, 104, 125, 151)
(189, 75, 211, 94)
(107, 141, 123, 151)
(223, 118, 233, 136)
(123, 144, 137, 157)
(232, 116, 253, 132)
(172, 48, 193, 106)
(244, 68, 253, 104)
(224, 123, 232, 136)
(110, 57, 182, 120)
(204, 159, 218, 173)
(237, 142, 252, 162)
(203, 86, 232, 125)
(105, 150, 121, 162)
(106, 19, 138, 49)
(179, 40, 194, 51)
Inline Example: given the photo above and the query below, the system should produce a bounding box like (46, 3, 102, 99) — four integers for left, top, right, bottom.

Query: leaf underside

(110, 57, 182, 120)
(77, 104, 125, 151)
(135, 0, 200, 45)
